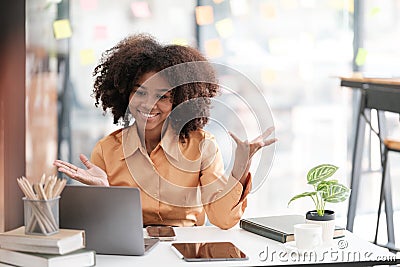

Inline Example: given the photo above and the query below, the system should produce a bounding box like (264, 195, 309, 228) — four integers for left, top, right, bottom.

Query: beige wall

(0, 0, 25, 232)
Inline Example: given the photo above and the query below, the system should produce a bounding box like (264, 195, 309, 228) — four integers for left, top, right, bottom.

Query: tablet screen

(171, 242, 248, 261)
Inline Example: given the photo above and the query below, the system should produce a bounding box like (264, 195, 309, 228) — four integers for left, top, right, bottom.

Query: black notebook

(240, 215, 345, 243)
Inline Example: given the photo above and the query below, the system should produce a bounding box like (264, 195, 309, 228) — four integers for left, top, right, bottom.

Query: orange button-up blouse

(90, 123, 251, 229)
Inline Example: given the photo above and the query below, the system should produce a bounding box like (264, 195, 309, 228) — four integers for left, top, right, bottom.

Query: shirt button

(236, 189, 241, 194)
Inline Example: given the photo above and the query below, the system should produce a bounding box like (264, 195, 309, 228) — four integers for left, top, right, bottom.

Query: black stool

(374, 139, 400, 252)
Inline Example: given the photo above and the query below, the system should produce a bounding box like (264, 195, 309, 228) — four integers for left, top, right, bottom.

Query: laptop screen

(59, 185, 151, 255)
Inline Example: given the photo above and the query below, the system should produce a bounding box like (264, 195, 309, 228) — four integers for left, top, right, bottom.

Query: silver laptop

(59, 185, 159, 255)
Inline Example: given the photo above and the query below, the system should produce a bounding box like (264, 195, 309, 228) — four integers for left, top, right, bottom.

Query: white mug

(294, 223, 322, 250)
(305, 219, 335, 245)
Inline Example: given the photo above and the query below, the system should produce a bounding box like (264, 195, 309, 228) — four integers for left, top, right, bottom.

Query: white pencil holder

(23, 196, 60, 235)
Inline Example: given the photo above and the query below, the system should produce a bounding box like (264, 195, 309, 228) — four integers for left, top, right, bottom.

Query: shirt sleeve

(199, 136, 252, 230)
(90, 141, 106, 172)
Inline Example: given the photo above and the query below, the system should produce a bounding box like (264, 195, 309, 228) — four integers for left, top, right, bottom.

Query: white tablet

(171, 242, 248, 262)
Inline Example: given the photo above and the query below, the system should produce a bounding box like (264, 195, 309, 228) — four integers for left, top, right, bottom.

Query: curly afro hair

(92, 34, 220, 141)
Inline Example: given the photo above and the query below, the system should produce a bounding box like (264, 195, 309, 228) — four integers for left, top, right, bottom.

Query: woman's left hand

(230, 126, 277, 184)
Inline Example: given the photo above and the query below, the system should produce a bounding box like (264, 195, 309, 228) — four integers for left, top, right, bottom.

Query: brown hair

(93, 34, 219, 140)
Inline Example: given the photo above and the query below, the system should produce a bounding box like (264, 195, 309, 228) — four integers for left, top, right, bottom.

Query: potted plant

(288, 164, 351, 244)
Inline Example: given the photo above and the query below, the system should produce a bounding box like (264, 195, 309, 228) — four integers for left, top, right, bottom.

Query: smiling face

(129, 72, 173, 136)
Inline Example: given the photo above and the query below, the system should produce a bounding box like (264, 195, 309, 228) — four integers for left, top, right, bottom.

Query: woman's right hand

(53, 154, 109, 186)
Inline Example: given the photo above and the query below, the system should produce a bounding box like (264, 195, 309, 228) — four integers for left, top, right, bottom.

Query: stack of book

(240, 215, 345, 243)
(0, 226, 95, 267)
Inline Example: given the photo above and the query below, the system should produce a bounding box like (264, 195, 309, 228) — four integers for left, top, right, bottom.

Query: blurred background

(25, 0, 400, 247)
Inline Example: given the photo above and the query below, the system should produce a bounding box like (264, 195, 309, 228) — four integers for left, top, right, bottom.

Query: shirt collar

(119, 122, 180, 161)
(119, 123, 141, 160)
(160, 123, 180, 161)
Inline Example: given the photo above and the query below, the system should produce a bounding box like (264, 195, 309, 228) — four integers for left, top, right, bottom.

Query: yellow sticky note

(329, 0, 354, 14)
(355, 48, 368, 66)
(195, 6, 214, 25)
(53, 19, 72, 40)
(204, 39, 223, 58)
(347, 0, 354, 13)
(172, 38, 189, 46)
(215, 18, 234, 38)
(80, 49, 95, 65)
(131, 2, 151, 18)
(370, 7, 381, 16)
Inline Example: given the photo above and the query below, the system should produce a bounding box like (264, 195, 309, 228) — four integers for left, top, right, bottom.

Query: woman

(54, 34, 276, 229)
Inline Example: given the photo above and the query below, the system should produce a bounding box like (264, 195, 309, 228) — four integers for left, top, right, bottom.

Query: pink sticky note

(131, 2, 151, 18)
(204, 39, 223, 58)
(94, 25, 108, 40)
(80, 0, 97, 11)
(195, 6, 214, 25)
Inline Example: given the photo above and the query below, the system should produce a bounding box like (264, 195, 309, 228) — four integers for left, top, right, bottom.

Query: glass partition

(25, 1, 399, 243)
(197, 0, 353, 218)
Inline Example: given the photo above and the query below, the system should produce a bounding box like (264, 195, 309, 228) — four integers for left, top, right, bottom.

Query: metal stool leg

(347, 91, 367, 232)
(377, 112, 396, 248)
(374, 146, 388, 244)
(383, 170, 395, 247)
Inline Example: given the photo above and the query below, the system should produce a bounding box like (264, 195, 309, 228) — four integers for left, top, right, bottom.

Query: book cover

(240, 215, 345, 243)
(0, 227, 85, 255)
(0, 248, 95, 267)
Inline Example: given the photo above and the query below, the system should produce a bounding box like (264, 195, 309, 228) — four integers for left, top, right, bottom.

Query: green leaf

(317, 180, 338, 192)
(307, 164, 338, 185)
(287, 192, 316, 206)
(322, 183, 351, 203)
(317, 182, 329, 195)
(325, 179, 338, 185)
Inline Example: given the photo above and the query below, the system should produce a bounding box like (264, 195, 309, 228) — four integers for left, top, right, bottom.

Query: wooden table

(339, 74, 400, 251)
(340, 74, 400, 88)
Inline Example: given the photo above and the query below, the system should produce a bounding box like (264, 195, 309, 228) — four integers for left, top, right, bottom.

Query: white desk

(96, 226, 399, 266)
